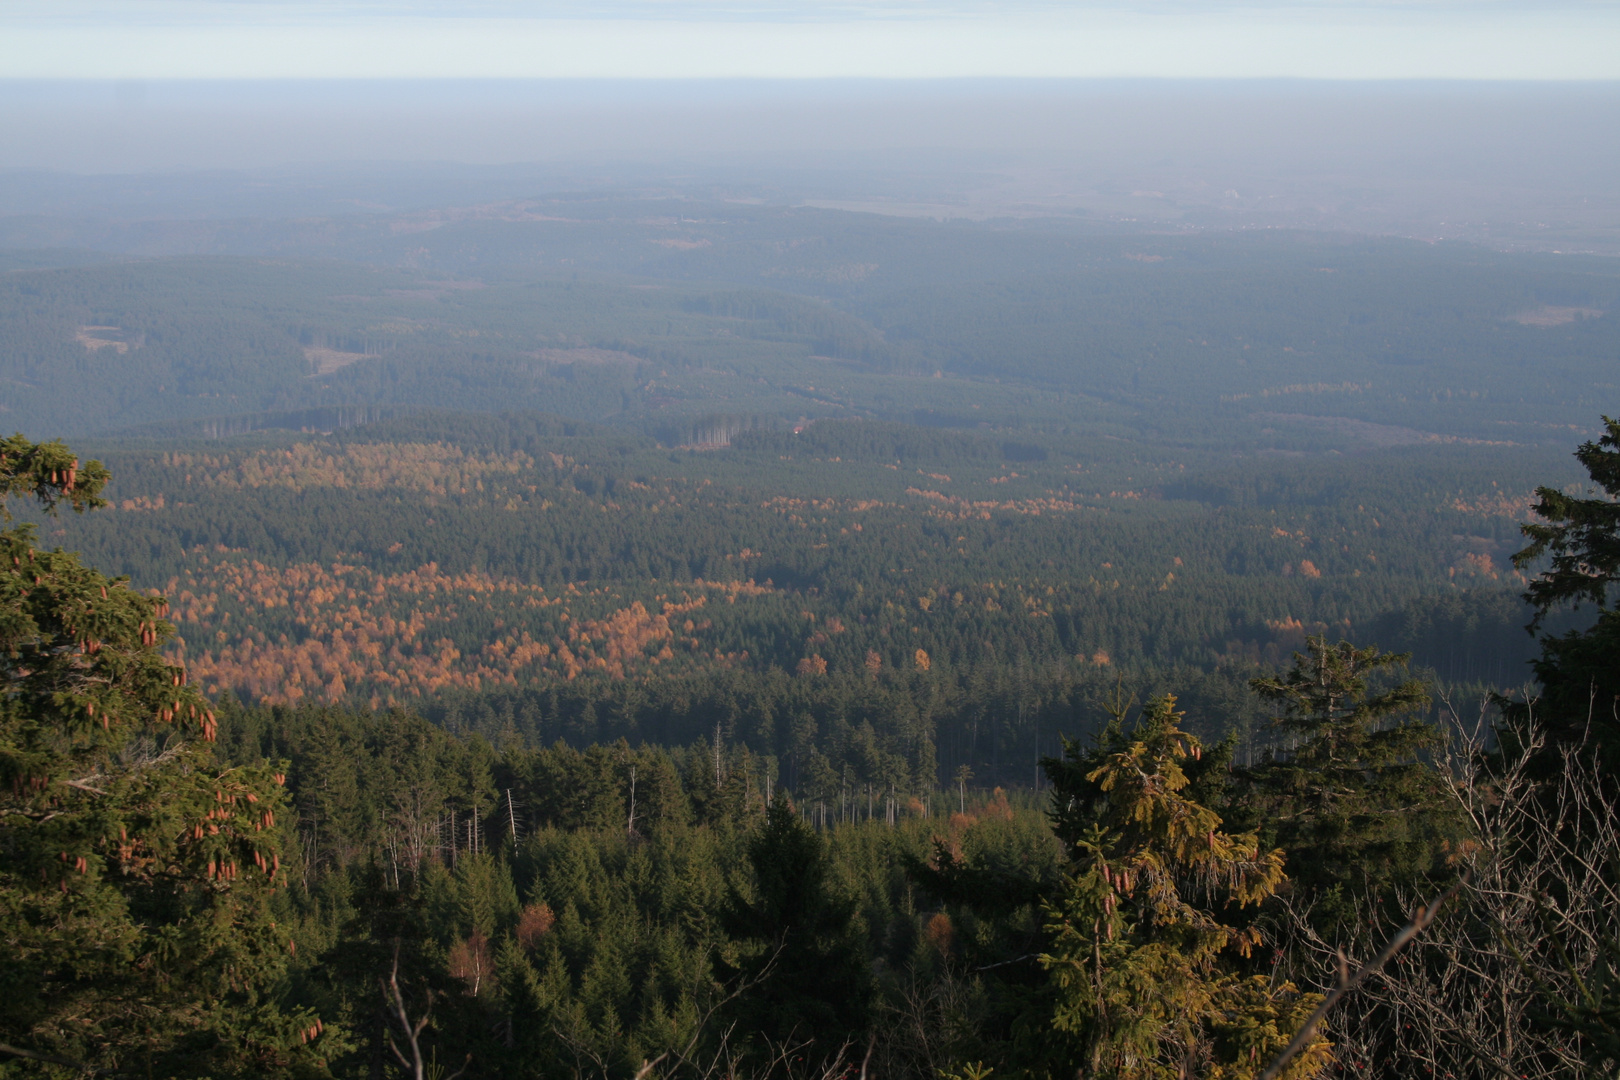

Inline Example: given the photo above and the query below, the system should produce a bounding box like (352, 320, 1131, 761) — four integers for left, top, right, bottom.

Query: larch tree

(0, 435, 317, 1076)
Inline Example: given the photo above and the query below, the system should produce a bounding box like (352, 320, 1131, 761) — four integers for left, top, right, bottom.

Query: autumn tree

(1040, 695, 1329, 1080)
(0, 435, 314, 1076)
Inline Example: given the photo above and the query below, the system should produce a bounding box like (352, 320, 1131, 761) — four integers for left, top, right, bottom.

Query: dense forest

(0, 214, 1615, 440)
(1, 201, 1618, 1078)
(22, 407, 1579, 790)
(3, 417, 1619, 1079)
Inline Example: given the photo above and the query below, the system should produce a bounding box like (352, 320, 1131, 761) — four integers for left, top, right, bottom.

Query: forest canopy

(1, 198, 1616, 1077)
(1, 417, 1616, 1078)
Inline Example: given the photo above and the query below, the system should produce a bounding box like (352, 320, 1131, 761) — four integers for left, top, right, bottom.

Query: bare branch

(1260, 880, 1463, 1080)
(61, 778, 109, 796)
(381, 947, 449, 1080)
(633, 1051, 670, 1080)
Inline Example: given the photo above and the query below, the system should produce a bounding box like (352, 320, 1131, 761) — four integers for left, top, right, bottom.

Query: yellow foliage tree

(1040, 695, 1330, 1080)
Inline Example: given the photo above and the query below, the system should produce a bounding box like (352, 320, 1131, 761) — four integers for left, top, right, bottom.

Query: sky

(3, 1, 1619, 80)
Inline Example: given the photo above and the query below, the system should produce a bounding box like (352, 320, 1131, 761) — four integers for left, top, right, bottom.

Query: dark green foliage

(203, 700, 937, 1078)
(721, 795, 873, 1066)
(1516, 416, 1620, 619)
(313, 862, 446, 1080)
(6, 202, 1620, 1078)
(1521, 612, 1620, 750)
(0, 436, 312, 1076)
(1510, 416, 1620, 757)
(1364, 588, 1558, 687)
(38, 402, 1573, 804)
(3, 638, 1576, 1080)
(1233, 637, 1454, 932)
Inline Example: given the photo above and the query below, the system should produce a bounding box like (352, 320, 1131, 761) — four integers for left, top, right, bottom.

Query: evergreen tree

(0, 436, 314, 1075)
(722, 793, 872, 1068)
(315, 862, 444, 1080)
(1040, 696, 1328, 1080)
(1504, 416, 1620, 1075)
(1235, 636, 1451, 933)
(1510, 415, 1620, 759)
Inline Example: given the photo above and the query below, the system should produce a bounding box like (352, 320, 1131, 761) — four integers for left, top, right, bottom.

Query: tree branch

(61, 778, 109, 796)
(1259, 879, 1465, 1080)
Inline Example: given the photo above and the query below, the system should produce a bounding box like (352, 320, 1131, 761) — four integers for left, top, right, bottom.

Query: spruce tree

(1505, 415, 1620, 1072)
(721, 793, 872, 1068)
(1040, 695, 1328, 1080)
(0, 436, 313, 1075)
(1236, 636, 1451, 933)
(1509, 414, 1620, 760)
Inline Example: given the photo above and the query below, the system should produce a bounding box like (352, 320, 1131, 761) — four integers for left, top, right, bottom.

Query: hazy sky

(3, 1, 1619, 79)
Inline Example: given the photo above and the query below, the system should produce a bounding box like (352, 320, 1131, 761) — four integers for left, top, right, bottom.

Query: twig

(1259, 879, 1466, 1080)
(972, 953, 1036, 972)
(663, 941, 787, 1075)
(62, 779, 109, 796)
(633, 1051, 670, 1080)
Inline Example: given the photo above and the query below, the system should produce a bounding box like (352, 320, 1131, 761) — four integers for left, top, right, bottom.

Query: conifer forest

(1, 195, 1618, 1080)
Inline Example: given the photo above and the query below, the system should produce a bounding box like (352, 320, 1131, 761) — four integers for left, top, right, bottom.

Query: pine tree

(0, 436, 315, 1075)
(1040, 695, 1329, 1080)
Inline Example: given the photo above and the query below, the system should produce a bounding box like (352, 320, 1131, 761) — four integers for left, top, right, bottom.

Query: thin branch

(1259, 879, 1465, 1080)
(972, 952, 1037, 972)
(633, 1051, 670, 1080)
(0, 809, 64, 822)
(61, 779, 109, 796)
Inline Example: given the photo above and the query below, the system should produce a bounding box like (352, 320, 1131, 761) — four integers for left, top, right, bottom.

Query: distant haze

(1, 79, 1618, 254)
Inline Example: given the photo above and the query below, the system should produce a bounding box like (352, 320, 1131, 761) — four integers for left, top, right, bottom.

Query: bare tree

(1281, 703, 1620, 1079)
(1260, 883, 1460, 1080)
(868, 961, 989, 1080)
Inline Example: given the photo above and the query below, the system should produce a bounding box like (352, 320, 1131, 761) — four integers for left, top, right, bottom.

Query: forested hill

(0, 213, 1613, 440)
(4, 191, 1619, 1079)
(8, 207, 1604, 793)
(6, 413, 1619, 1080)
